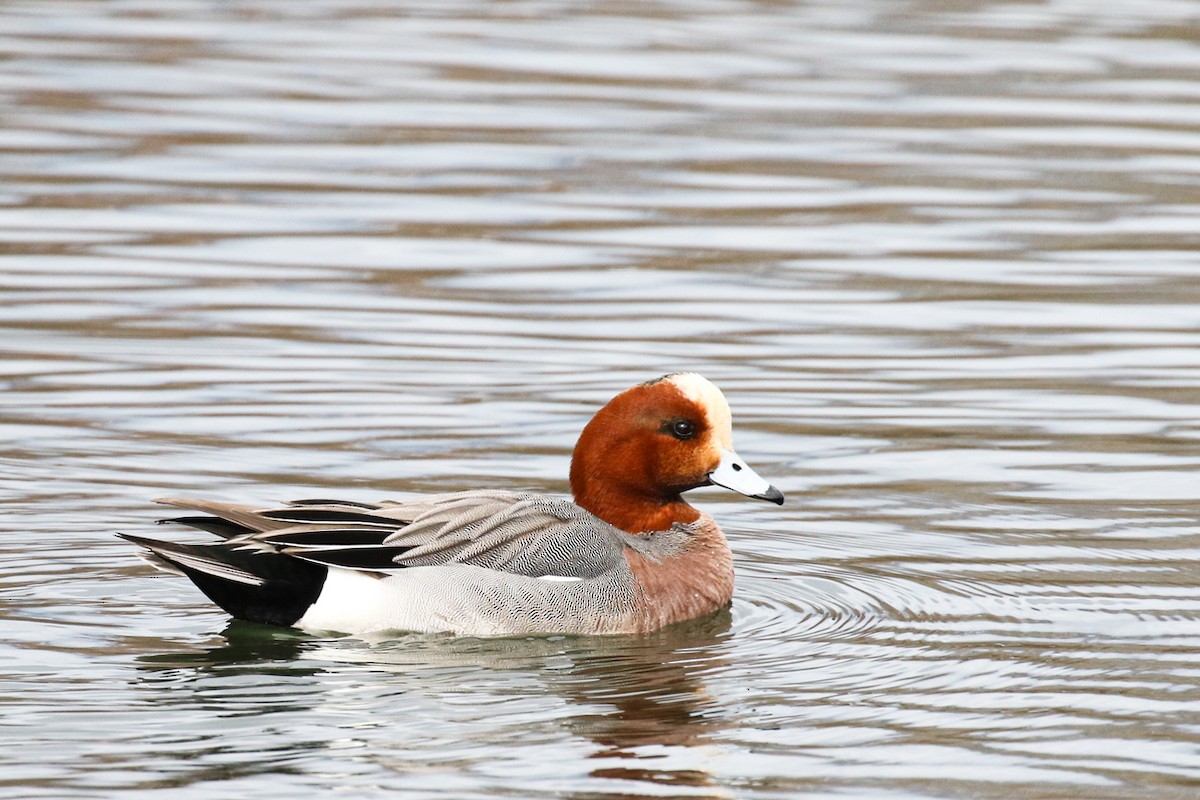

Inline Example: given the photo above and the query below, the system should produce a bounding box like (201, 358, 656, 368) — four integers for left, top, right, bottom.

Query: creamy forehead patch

(664, 372, 733, 447)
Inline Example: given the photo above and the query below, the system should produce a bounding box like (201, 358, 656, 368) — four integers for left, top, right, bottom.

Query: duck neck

(571, 479, 701, 534)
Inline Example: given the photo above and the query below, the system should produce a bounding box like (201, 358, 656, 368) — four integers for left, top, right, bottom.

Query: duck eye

(667, 419, 695, 440)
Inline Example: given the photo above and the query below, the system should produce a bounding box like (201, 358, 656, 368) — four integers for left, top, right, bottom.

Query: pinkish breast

(622, 515, 735, 632)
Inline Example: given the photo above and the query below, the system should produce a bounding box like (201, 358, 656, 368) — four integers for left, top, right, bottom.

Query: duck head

(569, 372, 784, 534)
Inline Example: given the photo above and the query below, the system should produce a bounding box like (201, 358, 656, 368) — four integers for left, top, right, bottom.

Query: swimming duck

(122, 372, 783, 636)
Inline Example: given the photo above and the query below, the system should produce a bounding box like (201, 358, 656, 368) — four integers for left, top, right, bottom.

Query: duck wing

(155, 490, 629, 580)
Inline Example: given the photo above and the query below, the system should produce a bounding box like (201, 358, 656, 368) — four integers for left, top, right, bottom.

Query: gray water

(3, 1, 1200, 798)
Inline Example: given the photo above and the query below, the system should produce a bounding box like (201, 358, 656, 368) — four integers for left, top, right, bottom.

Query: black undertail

(120, 533, 327, 627)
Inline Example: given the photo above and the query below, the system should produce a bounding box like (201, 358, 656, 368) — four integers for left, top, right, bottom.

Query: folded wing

(148, 490, 628, 580)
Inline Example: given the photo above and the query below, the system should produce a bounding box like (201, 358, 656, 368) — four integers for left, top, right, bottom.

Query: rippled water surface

(4, 1, 1200, 797)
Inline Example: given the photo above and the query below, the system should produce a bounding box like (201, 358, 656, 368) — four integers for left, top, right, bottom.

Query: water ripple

(4, 0, 1200, 798)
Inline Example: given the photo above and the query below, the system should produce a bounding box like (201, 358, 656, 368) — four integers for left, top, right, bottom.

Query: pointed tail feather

(119, 533, 326, 627)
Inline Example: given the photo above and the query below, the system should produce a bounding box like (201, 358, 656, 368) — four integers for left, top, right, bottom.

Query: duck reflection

(552, 610, 732, 751)
(135, 610, 733, 796)
(554, 611, 733, 796)
(135, 620, 320, 676)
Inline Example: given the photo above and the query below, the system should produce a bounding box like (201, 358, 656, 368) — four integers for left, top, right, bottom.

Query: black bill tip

(755, 485, 785, 505)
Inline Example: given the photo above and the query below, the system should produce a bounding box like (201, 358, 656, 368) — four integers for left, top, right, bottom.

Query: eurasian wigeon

(122, 373, 783, 636)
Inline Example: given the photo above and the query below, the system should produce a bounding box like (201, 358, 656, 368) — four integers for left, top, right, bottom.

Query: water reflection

(136, 622, 318, 675)
(133, 614, 734, 795)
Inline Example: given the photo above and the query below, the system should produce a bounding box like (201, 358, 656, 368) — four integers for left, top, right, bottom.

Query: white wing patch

(536, 575, 584, 583)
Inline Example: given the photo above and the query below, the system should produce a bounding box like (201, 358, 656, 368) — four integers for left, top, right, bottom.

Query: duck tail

(119, 533, 326, 627)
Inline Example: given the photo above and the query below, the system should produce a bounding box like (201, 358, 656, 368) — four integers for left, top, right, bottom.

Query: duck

(121, 372, 784, 637)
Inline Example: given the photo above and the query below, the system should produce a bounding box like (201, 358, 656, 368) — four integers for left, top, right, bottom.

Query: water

(3, 0, 1200, 797)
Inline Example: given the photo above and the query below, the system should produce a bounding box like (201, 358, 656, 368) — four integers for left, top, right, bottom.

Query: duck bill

(708, 448, 784, 505)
